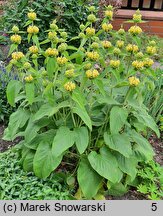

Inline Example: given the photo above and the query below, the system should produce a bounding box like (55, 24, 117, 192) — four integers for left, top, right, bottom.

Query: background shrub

(0, 0, 97, 47)
(0, 61, 16, 123)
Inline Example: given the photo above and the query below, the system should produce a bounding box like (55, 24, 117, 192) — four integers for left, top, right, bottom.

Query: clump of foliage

(136, 160, 163, 200)
(3, 7, 161, 199)
(0, 149, 72, 200)
(0, 62, 16, 123)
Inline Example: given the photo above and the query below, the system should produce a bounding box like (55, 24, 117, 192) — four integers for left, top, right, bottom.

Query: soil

(0, 123, 162, 200)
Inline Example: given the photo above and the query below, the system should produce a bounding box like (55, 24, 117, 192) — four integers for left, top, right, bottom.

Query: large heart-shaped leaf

(130, 130, 154, 160)
(104, 133, 132, 157)
(3, 108, 30, 141)
(110, 106, 128, 134)
(52, 126, 75, 157)
(34, 141, 62, 178)
(133, 109, 160, 138)
(6, 80, 23, 106)
(88, 147, 123, 183)
(115, 153, 138, 180)
(77, 157, 102, 199)
(74, 127, 89, 154)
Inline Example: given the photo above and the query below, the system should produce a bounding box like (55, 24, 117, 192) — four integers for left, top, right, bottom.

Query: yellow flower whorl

(64, 81, 76, 92)
(86, 69, 99, 79)
(128, 76, 140, 86)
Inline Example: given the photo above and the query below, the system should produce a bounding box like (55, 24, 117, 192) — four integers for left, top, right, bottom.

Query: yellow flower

(126, 44, 139, 53)
(27, 25, 39, 34)
(128, 76, 140, 86)
(135, 52, 144, 59)
(60, 32, 68, 38)
(110, 60, 120, 68)
(24, 62, 31, 69)
(86, 27, 95, 36)
(87, 14, 97, 22)
(102, 23, 113, 32)
(58, 43, 68, 52)
(91, 42, 99, 49)
(45, 48, 58, 57)
(86, 69, 99, 79)
(105, 10, 113, 20)
(48, 31, 57, 40)
(29, 46, 39, 54)
(64, 81, 76, 92)
(86, 51, 100, 61)
(79, 32, 85, 38)
(24, 75, 34, 82)
(89, 6, 95, 12)
(132, 60, 144, 70)
(65, 69, 75, 78)
(113, 48, 121, 55)
(118, 28, 125, 35)
(50, 23, 58, 31)
(27, 12, 37, 21)
(149, 40, 156, 46)
(128, 26, 142, 35)
(80, 24, 85, 30)
(116, 40, 124, 48)
(146, 46, 157, 55)
(84, 63, 92, 70)
(12, 25, 19, 33)
(12, 52, 24, 60)
(133, 14, 142, 22)
(143, 58, 154, 67)
(101, 40, 112, 48)
(57, 56, 68, 65)
(10, 34, 21, 44)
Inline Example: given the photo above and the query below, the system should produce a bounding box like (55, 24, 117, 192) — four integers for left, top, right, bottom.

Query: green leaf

(52, 126, 75, 157)
(133, 109, 160, 138)
(131, 130, 154, 160)
(33, 101, 70, 121)
(34, 141, 62, 178)
(7, 80, 23, 106)
(107, 182, 128, 196)
(71, 88, 86, 109)
(40, 39, 50, 45)
(77, 157, 102, 199)
(25, 82, 35, 105)
(93, 79, 105, 96)
(74, 127, 89, 154)
(116, 153, 138, 180)
(46, 57, 57, 77)
(104, 133, 132, 157)
(97, 95, 119, 105)
(3, 108, 30, 141)
(32, 35, 39, 47)
(88, 147, 123, 183)
(25, 129, 56, 150)
(73, 106, 92, 131)
(23, 150, 35, 172)
(110, 106, 128, 134)
(8, 44, 18, 56)
(24, 117, 50, 143)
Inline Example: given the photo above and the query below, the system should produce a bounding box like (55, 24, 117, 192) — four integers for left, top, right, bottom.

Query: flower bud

(28, 12, 37, 21)
(12, 25, 19, 33)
